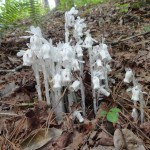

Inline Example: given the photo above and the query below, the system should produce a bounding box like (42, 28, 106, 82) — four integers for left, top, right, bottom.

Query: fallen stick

(0, 65, 23, 73)
(108, 31, 150, 45)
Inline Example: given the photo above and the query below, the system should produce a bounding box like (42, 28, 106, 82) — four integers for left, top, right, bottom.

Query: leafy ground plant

(100, 107, 121, 123)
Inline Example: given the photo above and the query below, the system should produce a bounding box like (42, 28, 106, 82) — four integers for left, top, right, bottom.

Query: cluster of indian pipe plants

(18, 7, 146, 124)
(18, 7, 113, 123)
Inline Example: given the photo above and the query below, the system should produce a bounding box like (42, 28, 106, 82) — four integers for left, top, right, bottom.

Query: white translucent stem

(79, 57, 84, 77)
(54, 90, 64, 122)
(103, 62, 109, 91)
(79, 57, 86, 116)
(42, 63, 51, 105)
(139, 92, 145, 124)
(32, 63, 42, 101)
(79, 77, 86, 116)
(65, 24, 69, 43)
(68, 92, 74, 112)
(88, 47, 97, 114)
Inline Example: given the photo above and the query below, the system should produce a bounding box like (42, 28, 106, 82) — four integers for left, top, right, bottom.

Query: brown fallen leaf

(92, 145, 114, 150)
(21, 128, 62, 150)
(39, 132, 72, 150)
(113, 128, 145, 150)
(96, 131, 114, 146)
(140, 121, 150, 135)
(0, 82, 19, 99)
(72, 131, 84, 150)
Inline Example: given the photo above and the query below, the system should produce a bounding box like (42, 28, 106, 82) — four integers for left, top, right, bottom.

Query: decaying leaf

(21, 128, 62, 150)
(113, 128, 145, 150)
(96, 131, 114, 146)
(0, 82, 19, 99)
(92, 145, 114, 150)
(71, 131, 84, 150)
(140, 121, 150, 135)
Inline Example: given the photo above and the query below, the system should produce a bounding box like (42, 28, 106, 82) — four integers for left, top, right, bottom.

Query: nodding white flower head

(123, 69, 133, 83)
(75, 44, 83, 57)
(62, 43, 74, 64)
(84, 30, 94, 48)
(69, 7, 78, 15)
(92, 76, 100, 90)
(53, 73, 62, 90)
(93, 45, 100, 59)
(106, 64, 112, 72)
(40, 44, 51, 59)
(65, 7, 78, 27)
(73, 111, 84, 123)
(62, 68, 71, 84)
(93, 70, 105, 80)
(99, 87, 110, 97)
(131, 108, 138, 121)
(23, 49, 33, 66)
(30, 35, 42, 51)
(69, 80, 80, 92)
(17, 50, 26, 57)
(96, 59, 103, 69)
(132, 86, 140, 101)
(72, 59, 80, 71)
(101, 43, 108, 51)
(99, 44, 112, 62)
(27, 26, 42, 37)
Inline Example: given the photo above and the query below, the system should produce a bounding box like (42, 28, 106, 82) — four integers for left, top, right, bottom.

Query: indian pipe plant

(17, 7, 145, 124)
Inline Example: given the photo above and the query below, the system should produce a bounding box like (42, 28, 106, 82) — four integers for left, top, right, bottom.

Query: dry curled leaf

(113, 128, 145, 150)
(140, 121, 150, 135)
(96, 131, 114, 146)
(72, 131, 84, 150)
(21, 128, 62, 150)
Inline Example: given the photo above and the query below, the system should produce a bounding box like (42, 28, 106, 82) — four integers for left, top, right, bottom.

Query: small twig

(0, 65, 23, 73)
(96, 123, 113, 137)
(107, 31, 150, 45)
(0, 112, 19, 116)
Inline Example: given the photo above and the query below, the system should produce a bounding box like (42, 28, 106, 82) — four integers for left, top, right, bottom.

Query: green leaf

(110, 107, 121, 113)
(100, 110, 107, 117)
(107, 112, 119, 123)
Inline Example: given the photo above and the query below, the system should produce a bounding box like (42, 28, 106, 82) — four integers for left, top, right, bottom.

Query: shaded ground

(0, 1, 150, 150)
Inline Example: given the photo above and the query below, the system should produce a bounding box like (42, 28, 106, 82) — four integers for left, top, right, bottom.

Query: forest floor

(0, 1, 150, 150)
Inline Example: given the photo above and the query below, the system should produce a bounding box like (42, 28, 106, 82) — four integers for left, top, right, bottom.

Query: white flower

(73, 111, 84, 123)
(99, 87, 110, 96)
(84, 30, 93, 48)
(72, 59, 80, 71)
(106, 64, 112, 72)
(62, 43, 74, 65)
(75, 44, 83, 57)
(96, 59, 103, 68)
(65, 7, 78, 27)
(23, 49, 33, 66)
(69, 80, 80, 91)
(27, 26, 42, 37)
(99, 44, 112, 62)
(123, 69, 133, 83)
(53, 74, 62, 90)
(62, 68, 71, 83)
(131, 108, 138, 121)
(132, 86, 140, 101)
(40, 44, 51, 59)
(92, 76, 100, 90)
(17, 50, 26, 57)
(30, 35, 42, 51)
